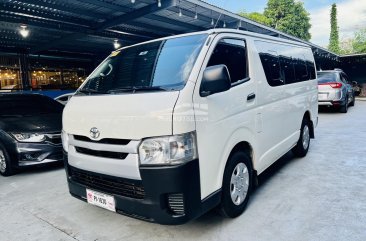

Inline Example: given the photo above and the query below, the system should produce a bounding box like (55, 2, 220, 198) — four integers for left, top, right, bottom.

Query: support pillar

(19, 53, 30, 90)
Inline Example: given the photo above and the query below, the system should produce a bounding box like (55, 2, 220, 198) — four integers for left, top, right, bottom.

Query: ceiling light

(19, 25, 29, 38)
(179, 8, 182, 17)
(194, 6, 198, 19)
(223, 21, 226, 28)
(158, 0, 161, 7)
(211, 18, 214, 25)
(113, 39, 121, 49)
(131, 0, 135, 3)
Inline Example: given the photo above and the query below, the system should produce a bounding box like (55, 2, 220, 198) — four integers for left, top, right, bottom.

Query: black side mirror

(200, 65, 231, 97)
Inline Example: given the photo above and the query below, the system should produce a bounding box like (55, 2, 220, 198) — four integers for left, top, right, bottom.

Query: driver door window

(207, 39, 248, 85)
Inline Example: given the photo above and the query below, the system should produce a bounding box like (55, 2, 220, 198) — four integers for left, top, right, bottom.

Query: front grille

(167, 193, 185, 216)
(73, 135, 130, 145)
(75, 147, 128, 159)
(45, 134, 62, 145)
(69, 166, 145, 199)
(48, 136, 62, 145)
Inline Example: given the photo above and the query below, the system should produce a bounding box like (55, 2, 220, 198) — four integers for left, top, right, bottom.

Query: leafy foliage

(328, 4, 340, 53)
(239, 12, 271, 26)
(263, 0, 311, 41)
(352, 29, 366, 54)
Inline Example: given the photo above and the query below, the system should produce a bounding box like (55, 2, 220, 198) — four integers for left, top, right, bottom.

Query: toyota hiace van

(62, 29, 318, 224)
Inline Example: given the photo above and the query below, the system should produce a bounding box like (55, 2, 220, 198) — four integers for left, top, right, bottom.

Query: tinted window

(0, 95, 63, 116)
(256, 41, 282, 86)
(279, 55, 295, 84)
(317, 72, 337, 84)
(293, 58, 308, 82)
(79, 34, 207, 94)
(255, 41, 316, 86)
(207, 39, 248, 84)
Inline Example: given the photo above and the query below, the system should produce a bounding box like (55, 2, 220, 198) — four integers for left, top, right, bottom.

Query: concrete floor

(1, 102, 366, 241)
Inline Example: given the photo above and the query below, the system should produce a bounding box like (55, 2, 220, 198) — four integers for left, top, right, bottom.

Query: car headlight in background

(11, 133, 46, 143)
(138, 131, 198, 165)
(61, 130, 69, 152)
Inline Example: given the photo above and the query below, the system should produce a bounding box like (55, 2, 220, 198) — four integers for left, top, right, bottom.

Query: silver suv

(317, 70, 355, 113)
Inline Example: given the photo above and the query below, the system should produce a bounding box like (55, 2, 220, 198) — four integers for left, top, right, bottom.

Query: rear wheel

(340, 97, 348, 113)
(0, 144, 14, 176)
(293, 118, 311, 157)
(219, 151, 252, 218)
(350, 94, 355, 107)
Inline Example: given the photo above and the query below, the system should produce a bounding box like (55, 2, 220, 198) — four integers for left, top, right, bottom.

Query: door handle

(247, 93, 256, 101)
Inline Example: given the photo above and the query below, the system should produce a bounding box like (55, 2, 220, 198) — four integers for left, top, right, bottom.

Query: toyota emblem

(90, 127, 100, 139)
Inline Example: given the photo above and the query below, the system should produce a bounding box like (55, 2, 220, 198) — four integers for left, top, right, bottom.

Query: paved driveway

(1, 102, 365, 241)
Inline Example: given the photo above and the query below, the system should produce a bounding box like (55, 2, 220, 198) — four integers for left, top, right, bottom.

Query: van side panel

(254, 40, 318, 173)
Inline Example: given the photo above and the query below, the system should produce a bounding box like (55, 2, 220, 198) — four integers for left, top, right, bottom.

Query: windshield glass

(0, 95, 63, 116)
(78, 34, 208, 94)
(317, 72, 338, 84)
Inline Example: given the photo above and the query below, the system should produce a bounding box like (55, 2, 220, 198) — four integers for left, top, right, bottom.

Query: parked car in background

(0, 94, 64, 176)
(317, 70, 355, 113)
(352, 81, 362, 96)
(0, 85, 20, 93)
(55, 92, 74, 105)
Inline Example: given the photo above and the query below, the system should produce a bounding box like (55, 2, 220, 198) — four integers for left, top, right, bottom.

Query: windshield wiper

(78, 88, 107, 95)
(107, 86, 170, 94)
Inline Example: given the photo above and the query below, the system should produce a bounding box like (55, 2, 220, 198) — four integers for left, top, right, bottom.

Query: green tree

(328, 4, 340, 53)
(263, 0, 311, 41)
(352, 29, 366, 54)
(239, 12, 271, 26)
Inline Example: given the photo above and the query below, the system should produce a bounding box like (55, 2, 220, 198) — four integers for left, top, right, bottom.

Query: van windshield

(78, 34, 207, 95)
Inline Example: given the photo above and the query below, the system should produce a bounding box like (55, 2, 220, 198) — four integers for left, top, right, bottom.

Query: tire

(0, 143, 14, 176)
(292, 118, 311, 157)
(219, 151, 252, 218)
(339, 97, 348, 113)
(350, 94, 355, 107)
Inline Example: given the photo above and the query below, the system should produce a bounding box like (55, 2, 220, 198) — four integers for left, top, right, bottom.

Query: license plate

(318, 93, 327, 100)
(86, 189, 116, 212)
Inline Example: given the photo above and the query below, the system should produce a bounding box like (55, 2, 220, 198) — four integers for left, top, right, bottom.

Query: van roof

(113, 28, 311, 53)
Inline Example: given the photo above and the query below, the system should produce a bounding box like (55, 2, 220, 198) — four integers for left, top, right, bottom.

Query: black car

(0, 94, 64, 176)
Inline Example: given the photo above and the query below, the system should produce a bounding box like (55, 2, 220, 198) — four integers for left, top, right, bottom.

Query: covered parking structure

(0, 0, 362, 90)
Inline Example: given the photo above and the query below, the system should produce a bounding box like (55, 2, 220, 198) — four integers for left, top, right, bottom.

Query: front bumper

(16, 142, 63, 167)
(64, 154, 221, 225)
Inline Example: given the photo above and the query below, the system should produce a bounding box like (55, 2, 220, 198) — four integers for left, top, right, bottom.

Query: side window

(207, 39, 248, 84)
(279, 55, 295, 84)
(304, 50, 316, 80)
(293, 57, 309, 82)
(259, 51, 282, 87)
(341, 74, 349, 84)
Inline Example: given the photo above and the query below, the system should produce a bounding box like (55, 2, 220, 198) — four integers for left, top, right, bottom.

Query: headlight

(138, 131, 198, 165)
(61, 130, 69, 152)
(11, 133, 45, 143)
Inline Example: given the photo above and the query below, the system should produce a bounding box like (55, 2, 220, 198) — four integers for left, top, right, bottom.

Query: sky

(204, 0, 366, 47)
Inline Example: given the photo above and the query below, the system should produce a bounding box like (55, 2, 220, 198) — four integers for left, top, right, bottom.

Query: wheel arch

(303, 111, 315, 138)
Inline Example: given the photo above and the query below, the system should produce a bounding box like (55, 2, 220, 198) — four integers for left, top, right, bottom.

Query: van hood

(62, 91, 179, 140)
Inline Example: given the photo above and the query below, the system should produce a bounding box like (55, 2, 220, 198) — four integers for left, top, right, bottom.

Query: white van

(62, 29, 318, 224)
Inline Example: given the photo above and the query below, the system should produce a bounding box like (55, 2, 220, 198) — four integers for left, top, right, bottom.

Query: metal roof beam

(16, 0, 107, 20)
(96, 0, 177, 30)
(0, 2, 92, 28)
(82, 0, 203, 31)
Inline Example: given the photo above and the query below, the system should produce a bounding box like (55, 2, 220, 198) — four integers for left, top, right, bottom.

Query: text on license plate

(86, 189, 116, 212)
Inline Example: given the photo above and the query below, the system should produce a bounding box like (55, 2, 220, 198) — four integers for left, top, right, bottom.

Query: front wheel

(292, 118, 311, 157)
(219, 151, 252, 218)
(0, 144, 14, 176)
